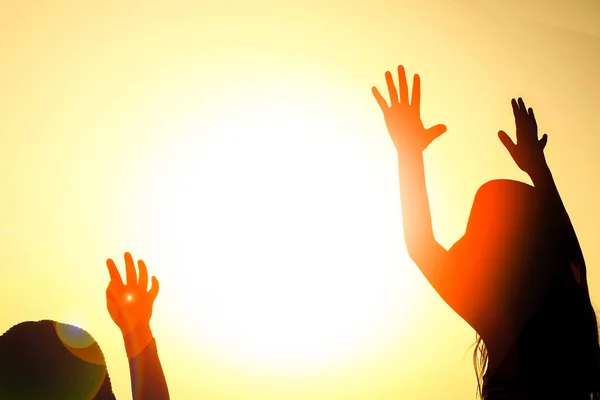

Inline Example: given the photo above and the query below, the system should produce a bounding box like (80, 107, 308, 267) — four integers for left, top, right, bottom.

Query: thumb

(148, 276, 160, 301)
(498, 130, 517, 157)
(426, 124, 447, 142)
(539, 133, 548, 150)
(107, 297, 120, 323)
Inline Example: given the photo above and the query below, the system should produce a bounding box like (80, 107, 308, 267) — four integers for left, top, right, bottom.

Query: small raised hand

(372, 65, 447, 153)
(106, 252, 159, 337)
(498, 98, 548, 176)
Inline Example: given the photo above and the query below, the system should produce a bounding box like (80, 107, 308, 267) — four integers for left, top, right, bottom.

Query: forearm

(396, 149, 440, 266)
(529, 157, 585, 268)
(125, 325, 170, 400)
(528, 157, 567, 218)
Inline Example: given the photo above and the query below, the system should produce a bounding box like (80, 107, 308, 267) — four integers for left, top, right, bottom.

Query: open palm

(498, 97, 548, 175)
(372, 65, 446, 153)
(106, 252, 159, 336)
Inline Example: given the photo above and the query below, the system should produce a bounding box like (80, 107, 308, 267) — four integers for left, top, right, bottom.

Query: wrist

(123, 322, 153, 359)
(527, 158, 551, 186)
(396, 146, 424, 161)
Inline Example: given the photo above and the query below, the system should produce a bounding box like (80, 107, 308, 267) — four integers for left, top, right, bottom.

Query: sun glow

(139, 72, 415, 372)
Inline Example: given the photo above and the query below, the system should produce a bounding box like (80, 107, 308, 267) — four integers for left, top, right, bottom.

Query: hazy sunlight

(138, 72, 414, 372)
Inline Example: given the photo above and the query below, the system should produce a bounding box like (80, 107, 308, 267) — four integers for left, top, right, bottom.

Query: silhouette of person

(0, 320, 116, 399)
(372, 65, 599, 399)
(0, 252, 169, 399)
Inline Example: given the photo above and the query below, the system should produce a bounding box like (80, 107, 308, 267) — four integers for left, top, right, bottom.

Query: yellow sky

(0, 1, 598, 399)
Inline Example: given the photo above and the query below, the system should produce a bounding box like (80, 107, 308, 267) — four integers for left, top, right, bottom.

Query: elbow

(406, 249, 430, 269)
(404, 234, 439, 268)
(406, 249, 420, 266)
(405, 238, 427, 266)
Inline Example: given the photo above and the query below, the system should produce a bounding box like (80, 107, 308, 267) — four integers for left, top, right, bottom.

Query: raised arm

(498, 98, 589, 289)
(372, 65, 450, 293)
(106, 252, 170, 400)
(498, 98, 567, 220)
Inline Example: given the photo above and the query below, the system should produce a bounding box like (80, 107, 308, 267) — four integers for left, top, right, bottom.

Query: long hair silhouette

(461, 180, 600, 399)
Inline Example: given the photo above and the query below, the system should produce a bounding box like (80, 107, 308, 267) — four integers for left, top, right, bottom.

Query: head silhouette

(0, 320, 116, 400)
(457, 180, 599, 398)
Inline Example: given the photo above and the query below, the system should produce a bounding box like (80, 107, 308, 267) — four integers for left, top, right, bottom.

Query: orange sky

(0, 1, 598, 399)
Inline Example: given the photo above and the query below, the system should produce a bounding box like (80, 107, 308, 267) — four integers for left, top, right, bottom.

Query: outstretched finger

(385, 71, 398, 106)
(518, 98, 527, 115)
(528, 107, 538, 130)
(372, 87, 389, 111)
(518, 98, 530, 122)
(411, 74, 421, 113)
(124, 252, 137, 285)
(397, 65, 409, 104)
(511, 98, 520, 120)
(539, 133, 548, 150)
(149, 276, 160, 300)
(106, 259, 123, 285)
(138, 259, 148, 291)
(498, 130, 516, 157)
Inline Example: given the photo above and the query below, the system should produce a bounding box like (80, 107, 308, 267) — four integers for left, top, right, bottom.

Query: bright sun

(139, 71, 415, 373)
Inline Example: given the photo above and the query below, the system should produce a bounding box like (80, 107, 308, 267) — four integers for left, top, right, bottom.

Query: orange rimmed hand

(372, 65, 447, 153)
(106, 252, 159, 337)
(498, 97, 548, 176)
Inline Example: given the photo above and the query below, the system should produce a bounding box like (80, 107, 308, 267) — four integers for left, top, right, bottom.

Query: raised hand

(372, 65, 446, 153)
(498, 98, 548, 176)
(106, 252, 159, 337)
